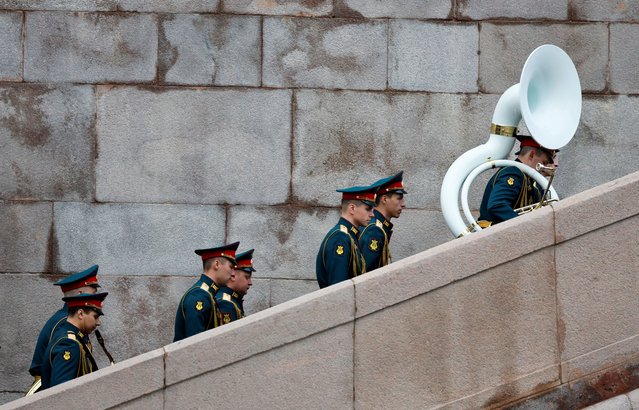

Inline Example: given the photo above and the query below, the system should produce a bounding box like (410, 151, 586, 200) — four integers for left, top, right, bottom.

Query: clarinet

(94, 330, 115, 365)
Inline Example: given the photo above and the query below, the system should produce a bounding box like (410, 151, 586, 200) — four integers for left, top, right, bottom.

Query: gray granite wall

(1, 0, 638, 403)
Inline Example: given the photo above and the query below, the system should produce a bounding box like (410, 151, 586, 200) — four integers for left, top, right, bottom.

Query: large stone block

(24, 12, 157, 83)
(0, 274, 62, 392)
(389, 209, 452, 261)
(165, 279, 353, 384)
(479, 23, 608, 93)
(54, 202, 225, 276)
(165, 324, 353, 409)
(0, 12, 22, 81)
(354, 248, 559, 408)
(334, 0, 452, 18)
(96, 87, 291, 204)
(242, 277, 270, 315)
(389, 21, 478, 92)
(96, 275, 194, 365)
(554, 96, 639, 199)
(293, 89, 499, 208)
(159, 14, 260, 86)
(0, 393, 22, 407)
(570, 0, 639, 22)
(0, 85, 95, 201)
(0, 1, 116, 11)
(263, 17, 387, 90)
(0, 203, 52, 272)
(610, 24, 639, 94)
(458, 0, 568, 19)
(270, 278, 319, 306)
(582, 395, 632, 410)
(223, 0, 332, 16)
(119, 0, 218, 12)
(4, 348, 165, 410)
(228, 205, 338, 280)
(556, 216, 639, 381)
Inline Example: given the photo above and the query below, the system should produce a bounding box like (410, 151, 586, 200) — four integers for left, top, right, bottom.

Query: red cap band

(59, 274, 99, 293)
(342, 191, 376, 202)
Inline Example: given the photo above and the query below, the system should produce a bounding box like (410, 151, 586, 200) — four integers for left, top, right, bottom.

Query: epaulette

(339, 225, 348, 233)
(375, 220, 383, 228)
(222, 293, 232, 301)
(200, 282, 210, 292)
(66, 332, 77, 341)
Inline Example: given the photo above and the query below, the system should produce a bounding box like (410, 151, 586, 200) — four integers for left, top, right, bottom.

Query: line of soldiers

(28, 245, 255, 393)
(27, 136, 556, 393)
(316, 171, 407, 289)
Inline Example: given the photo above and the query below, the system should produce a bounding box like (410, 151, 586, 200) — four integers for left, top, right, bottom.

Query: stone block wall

(1, 0, 639, 402)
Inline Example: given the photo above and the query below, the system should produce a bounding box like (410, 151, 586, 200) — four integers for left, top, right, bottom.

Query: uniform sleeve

(29, 312, 66, 376)
(359, 225, 385, 272)
(486, 168, 523, 222)
(324, 232, 352, 287)
(217, 299, 239, 325)
(182, 290, 213, 339)
(49, 339, 82, 388)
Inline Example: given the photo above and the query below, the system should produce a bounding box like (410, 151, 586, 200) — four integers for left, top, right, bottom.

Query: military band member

(173, 242, 239, 342)
(40, 292, 108, 390)
(316, 185, 376, 289)
(478, 135, 557, 226)
(28, 265, 100, 391)
(359, 171, 407, 271)
(217, 249, 255, 325)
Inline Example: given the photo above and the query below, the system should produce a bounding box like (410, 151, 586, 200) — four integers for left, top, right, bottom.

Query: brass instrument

(25, 377, 41, 396)
(515, 163, 558, 215)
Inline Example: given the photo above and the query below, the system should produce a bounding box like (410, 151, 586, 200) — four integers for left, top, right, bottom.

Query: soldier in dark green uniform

(359, 171, 407, 271)
(316, 185, 377, 289)
(173, 242, 239, 342)
(217, 249, 255, 325)
(40, 292, 108, 390)
(478, 135, 557, 226)
(27, 265, 101, 394)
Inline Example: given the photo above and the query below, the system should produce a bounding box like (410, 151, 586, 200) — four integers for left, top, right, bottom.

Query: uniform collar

(199, 274, 219, 292)
(372, 209, 393, 231)
(219, 286, 244, 301)
(338, 217, 360, 238)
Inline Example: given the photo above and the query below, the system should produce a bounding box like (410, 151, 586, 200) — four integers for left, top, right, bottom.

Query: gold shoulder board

(67, 333, 77, 341)
(200, 282, 210, 291)
(375, 220, 383, 228)
(339, 225, 348, 233)
(222, 293, 232, 301)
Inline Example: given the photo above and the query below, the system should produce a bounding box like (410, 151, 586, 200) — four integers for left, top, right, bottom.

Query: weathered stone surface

(228, 205, 338, 280)
(389, 209, 452, 260)
(556, 216, 639, 381)
(335, 0, 451, 18)
(0, 393, 22, 407)
(114, 390, 164, 410)
(0, 85, 95, 201)
(270, 278, 319, 306)
(165, 324, 353, 409)
(0, 274, 61, 393)
(571, 0, 639, 22)
(479, 23, 608, 93)
(96, 87, 291, 204)
(0, 1, 116, 11)
(293, 89, 499, 208)
(54, 202, 225, 276)
(0, 12, 22, 81)
(458, 0, 568, 19)
(24, 12, 157, 83)
(582, 395, 632, 410)
(165, 279, 352, 384)
(610, 24, 639, 94)
(629, 388, 639, 408)
(553, 170, 639, 243)
(354, 248, 558, 408)
(3, 348, 165, 410)
(0, 203, 52, 272)
(354, 205, 554, 317)
(119, 0, 219, 12)
(569, 360, 639, 409)
(555, 97, 639, 199)
(389, 21, 478, 92)
(263, 17, 386, 90)
(224, 0, 332, 16)
(96, 275, 193, 364)
(159, 14, 260, 86)
(243, 277, 270, 315)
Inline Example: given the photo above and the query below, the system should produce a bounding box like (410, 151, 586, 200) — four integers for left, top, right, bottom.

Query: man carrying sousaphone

(477, 134, 558, 227)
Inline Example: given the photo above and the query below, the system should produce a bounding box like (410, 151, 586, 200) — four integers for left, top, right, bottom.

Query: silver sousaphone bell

(440, 44, 582, 237)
